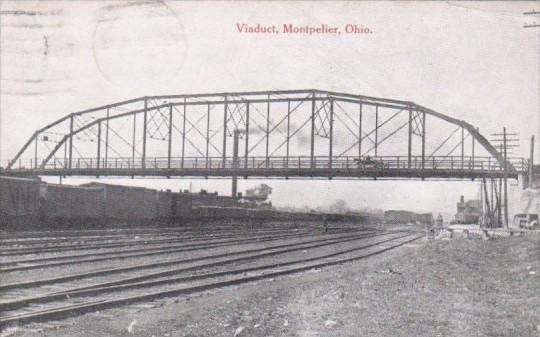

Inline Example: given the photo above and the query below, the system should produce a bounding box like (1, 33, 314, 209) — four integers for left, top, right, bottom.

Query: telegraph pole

(490, 130, 519, 228)
(503, 128, 508, 228)
(523, 10, 540, 163)
(530, 135, 535, 188)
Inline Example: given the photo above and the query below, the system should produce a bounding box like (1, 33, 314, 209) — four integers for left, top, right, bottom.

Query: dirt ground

(3, 235, 539, 337)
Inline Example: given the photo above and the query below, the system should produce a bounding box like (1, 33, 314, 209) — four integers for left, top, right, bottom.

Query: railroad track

(0, 222, 331, 242)
(0, 225, 327, 247)
(0, 230, 421, 330)
(0, 229, 368, 272)
(0, 226, 353, 256)
(0, 225, 262, 239)
(0, 230, 384, 292)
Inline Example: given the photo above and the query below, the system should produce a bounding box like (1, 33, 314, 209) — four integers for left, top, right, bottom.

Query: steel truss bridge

(3, 89, 528, 180)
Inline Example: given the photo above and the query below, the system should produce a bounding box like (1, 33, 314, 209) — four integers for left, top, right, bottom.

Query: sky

(0, 1, 538, 216)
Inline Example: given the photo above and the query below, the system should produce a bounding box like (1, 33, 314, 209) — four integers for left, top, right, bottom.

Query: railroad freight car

(384, 210, 414, 224)
(157, 190, 176, 218)
(195, 206, 250, 220)
(157, 190, 193, 219)
(193, 206, 335, 223)
(81, 182, 158, 220)
(247, 208, 276, 220)
(191, 191, 241, 208)
(384, 210, 433, 225)
(1, 176, 368, 228)
(417, 213, 434, 226)
(40, 183, 105, 220)
(0, 176, 40, 224)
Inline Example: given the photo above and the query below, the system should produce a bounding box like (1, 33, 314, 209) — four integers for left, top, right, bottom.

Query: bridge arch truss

(5, 89, 526, 179)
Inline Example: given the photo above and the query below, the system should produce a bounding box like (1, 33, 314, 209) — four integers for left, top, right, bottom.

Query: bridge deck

(3, 155, 524, 180)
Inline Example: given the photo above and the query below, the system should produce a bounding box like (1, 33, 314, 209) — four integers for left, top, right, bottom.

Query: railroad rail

(0, 230, 358, 272)
(0, 226, 420, 329)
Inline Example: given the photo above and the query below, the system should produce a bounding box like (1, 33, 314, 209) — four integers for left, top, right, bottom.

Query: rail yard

(1, 174, 538, 337)
(1, 222, 538, 337)
(0, 224, 422, 331)
(0, 175, 425, 335)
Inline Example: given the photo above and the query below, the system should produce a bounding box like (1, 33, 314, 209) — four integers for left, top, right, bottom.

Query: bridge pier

(231, 130, 241, 199)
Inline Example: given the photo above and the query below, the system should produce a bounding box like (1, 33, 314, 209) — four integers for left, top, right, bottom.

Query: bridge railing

(9, 155, 528, 173)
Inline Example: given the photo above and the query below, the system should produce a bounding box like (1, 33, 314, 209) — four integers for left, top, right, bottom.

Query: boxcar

(41, 183, 105, 220)
(81, 183, 158, 220)
(0, 176, 40, 219)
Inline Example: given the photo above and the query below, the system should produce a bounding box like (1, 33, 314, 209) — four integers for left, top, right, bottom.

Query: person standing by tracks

(323, 215, 329, 233)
